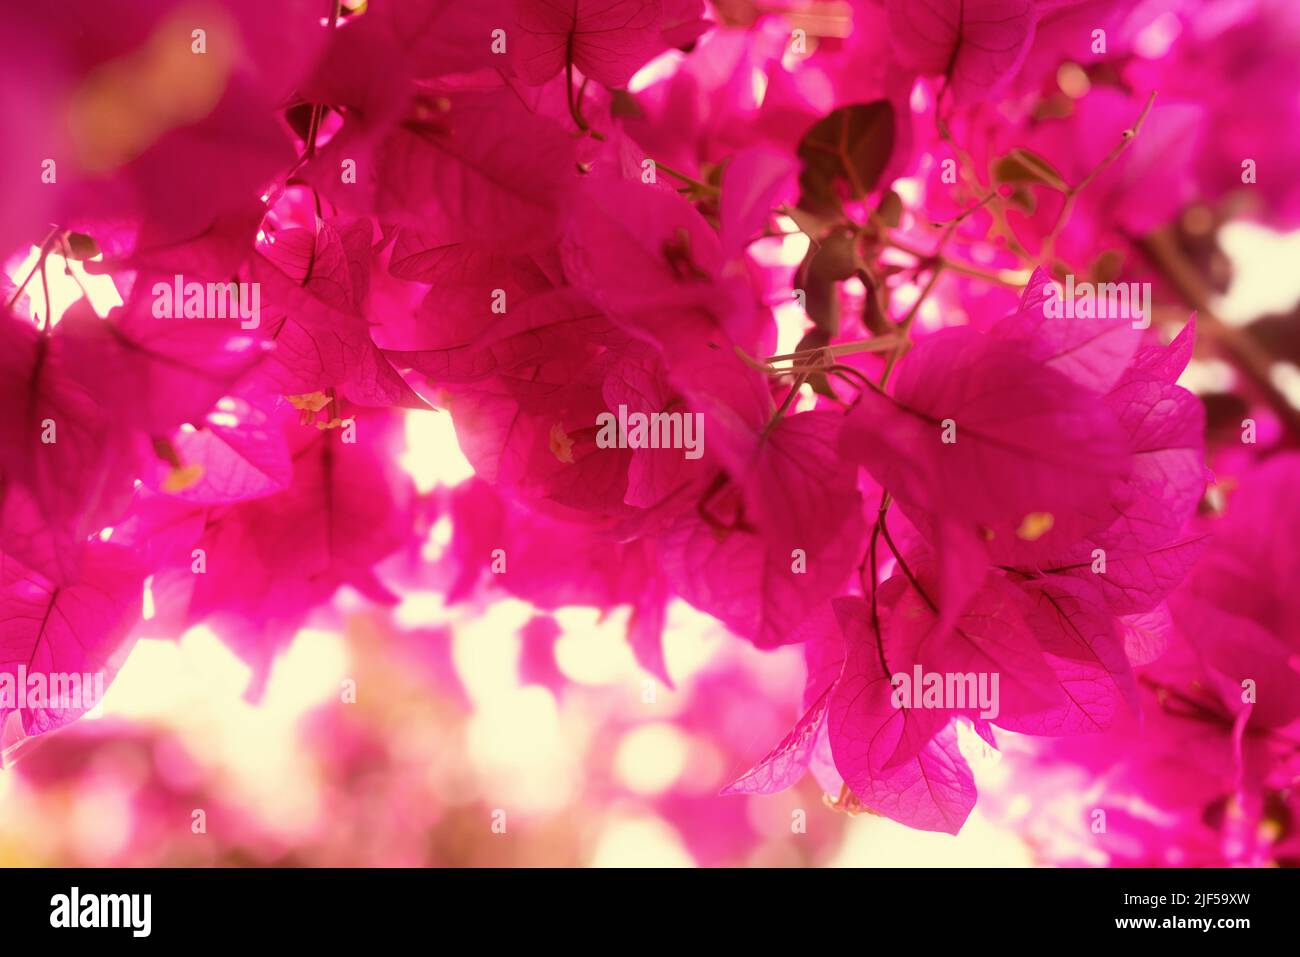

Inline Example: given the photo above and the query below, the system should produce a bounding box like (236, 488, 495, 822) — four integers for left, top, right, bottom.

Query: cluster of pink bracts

(2, 0, 1299, 863)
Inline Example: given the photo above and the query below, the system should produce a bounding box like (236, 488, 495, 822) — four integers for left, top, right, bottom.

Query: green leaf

(808, 230, 859, 281)
(609, 90, 644, 119)
(861, 276, 892, 336)
(794, 329, 836, 398)
(784, 205, 836, 245)
(876, 189, 903, 228)
(63, 232, 101, 261)
(992, 148, 1068, 192)
(798, 263, 839, 336)
(796, 101, 896, 216)
(795, 230, 858, 335)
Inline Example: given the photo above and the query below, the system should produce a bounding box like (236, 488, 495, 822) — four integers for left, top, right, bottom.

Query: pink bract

(1, 0, 1295, 865)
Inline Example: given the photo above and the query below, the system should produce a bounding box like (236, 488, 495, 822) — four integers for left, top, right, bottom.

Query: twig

(879, 513, 937, 612)
(565, 56, 588, 133)
(883, 238, 1028, 287)
(761, 372, 808, 439)
(302, 1, 342, 159)
(879, 263, 944, 384)
(654, 159, 718, 195)
(935, 117, 1036, 263)
(764, 336, 901, 364)
(864, 492, 891, 677)
(5, 227, 60, 311)
(1040, 91, 1157, 263)
(926, 190, 1000, 229)
(38, 250, 52, 331)
(1136, 227, 1300, 442)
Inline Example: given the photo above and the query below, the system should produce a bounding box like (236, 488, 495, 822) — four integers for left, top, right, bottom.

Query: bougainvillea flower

(2, 0, 1296, 873)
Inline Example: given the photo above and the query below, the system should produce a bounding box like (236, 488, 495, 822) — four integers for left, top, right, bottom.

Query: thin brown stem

(882, 238, 1027, 287)
(304, 104, 324, 158)
(825, 363, 888, 397)
(862, 491, 898, 677)
(761, 372, 808, 439)
(880, 263, 945, 384)
(565, 57, 588, 133)
(764, 336, 901, 364)
(654, 160, 718, 196)
(5, 227, 60, 311)
(38, 251, 52, 332)
(879, 511, 938, 613)
(927, 190, 999, 229)
(1136, 227, 1300, 442)
(302, 1, 342, 159)
(1041, 91, 1157, 263)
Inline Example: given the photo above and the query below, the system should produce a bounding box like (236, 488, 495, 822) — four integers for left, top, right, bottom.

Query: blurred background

(0, 417, 1032, 866)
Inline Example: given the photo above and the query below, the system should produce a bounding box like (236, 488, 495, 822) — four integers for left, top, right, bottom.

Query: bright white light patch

(1217, 222, 1300, 324)
(614, 723, 689, 794)
(401, 410, 474, 492)
(6, 244, 123, 326)
(1134, 12, 1182, 59)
